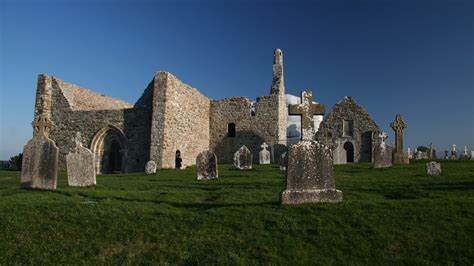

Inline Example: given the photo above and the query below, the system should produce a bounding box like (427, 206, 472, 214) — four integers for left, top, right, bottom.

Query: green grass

(0, 160, 473, 264)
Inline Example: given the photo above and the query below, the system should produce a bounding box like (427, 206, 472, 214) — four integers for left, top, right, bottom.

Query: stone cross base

(280, 189, 343, 204)
(392, 152, 409, 164)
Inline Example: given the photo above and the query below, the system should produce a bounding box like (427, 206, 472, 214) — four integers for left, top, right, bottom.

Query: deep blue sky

(1, 0, 473, 159)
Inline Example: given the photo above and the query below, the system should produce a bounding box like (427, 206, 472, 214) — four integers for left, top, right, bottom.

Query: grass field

(0, 160, 473, 264)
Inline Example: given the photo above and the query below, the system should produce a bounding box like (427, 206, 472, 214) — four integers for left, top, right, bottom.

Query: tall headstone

(259, 142, 271, 164)
(407, 148, 413, 159)
(459, 146, 469, 160)
(145, 160, 157, 174)
(196, 150, 218, 180)
(66, 132, 96, 186)
(470, 151, 474, 160)
(390, 113, 409, 164)
(374, 131, 392, 168)
(280, 152, 287, 171)
(444, 149, 449, 160)
(450, 144, 458, 160)
(21, 114, 59, 189)
(288, 91, 325, 141)
(233, 145, 253, 170)
(280, 141, 343, 204)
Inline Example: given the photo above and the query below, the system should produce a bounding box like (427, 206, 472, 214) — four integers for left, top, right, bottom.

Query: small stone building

(316, 96, 380, 164)
(32, 49, 287, 173)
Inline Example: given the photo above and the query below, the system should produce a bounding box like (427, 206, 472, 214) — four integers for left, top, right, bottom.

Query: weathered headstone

(21, 114, 59, 190)
(390, 113, 409, 164)
(259, 142, 271, 164)
(470, 151, 474, 160)
(444, 149, 449, 160)
(450, 144, 458, 160)
(196, 150, 218, 180)
(426, 161, 441, 176)
(415, 150, 424, 160)
(280, 152, 287, 171)
(145, 160, 157, 174)
(280, 141, 343, 204)
(374, 131, 392, 168)
(407, 148, 413, 159)
(233, 145, 252, 170)
(288, 91, 325, 141)
(459, 146, 469, 160)
(66, 132, 96, 186)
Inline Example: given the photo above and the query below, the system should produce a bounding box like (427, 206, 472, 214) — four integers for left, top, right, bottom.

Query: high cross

(288, 91, 325, 141)
(390, 113, 407, 152)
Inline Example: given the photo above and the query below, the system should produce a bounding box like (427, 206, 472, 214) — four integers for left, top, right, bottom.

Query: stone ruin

(316, 96, 380, 165)
(66, 132, 96, 186)
(29, 49, 288, 174)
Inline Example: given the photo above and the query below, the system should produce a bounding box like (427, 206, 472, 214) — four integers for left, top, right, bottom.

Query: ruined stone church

(32, 48, 380, 173)
(33, 49, 287, 173)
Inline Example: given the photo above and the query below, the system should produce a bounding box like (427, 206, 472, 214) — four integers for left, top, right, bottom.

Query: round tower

(273, 48, 283, 65)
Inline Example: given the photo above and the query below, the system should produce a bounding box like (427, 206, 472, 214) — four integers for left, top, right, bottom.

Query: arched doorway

(90, 125, 127, 174)
(175, 150, 182, 169)
(344, 141, 354, 163)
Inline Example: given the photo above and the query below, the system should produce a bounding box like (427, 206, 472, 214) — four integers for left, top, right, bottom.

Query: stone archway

(90, 125, 128, 174)
(344, 141, 354, 163)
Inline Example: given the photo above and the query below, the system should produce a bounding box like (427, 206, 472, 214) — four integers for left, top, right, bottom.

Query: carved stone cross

(289, 91, 325, 141)
(390, 113, 407, 153)
(261, 142, 269, 150)
(32, 114, 54, 138)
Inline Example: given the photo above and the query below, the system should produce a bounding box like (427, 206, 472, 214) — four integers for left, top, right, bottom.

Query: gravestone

(196, 150, 218, 180)
(66, 132, 96, 186)
(280, 141, 343, 204)
(145, 160, 157, 174)
(233, 145, 252, 170)
(21, 114, 59, 190)
(470, 151, 474, 160)
(415, 150, 424, 160)
(444, 149, 449, 159)
(288, 91, 325, 141)
(280, 152, 287, 171)
(390, 113, 409, 164)
(407, 148, 413, 159)
(426, 161, 441, 176)
(374, 131, 392, 168)
(450, 144, 458, 160)
(259, 142, 271, 164)
(459, 146, 469, 160)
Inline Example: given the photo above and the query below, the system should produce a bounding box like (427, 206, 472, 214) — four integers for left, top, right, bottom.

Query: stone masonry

(31, 49, 288, 173)
(316, 96, 380, 165)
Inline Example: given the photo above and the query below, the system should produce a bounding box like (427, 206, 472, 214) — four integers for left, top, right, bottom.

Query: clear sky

(0, 0, 473, 160)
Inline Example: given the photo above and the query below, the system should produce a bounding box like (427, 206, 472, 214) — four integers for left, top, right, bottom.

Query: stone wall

(209, 94, 283, 163)
(316, 96, 380, 164)
(150, 72, 211, 169)
(34, 75, 152, 172)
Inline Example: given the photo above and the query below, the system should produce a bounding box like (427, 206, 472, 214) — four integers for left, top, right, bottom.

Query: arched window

(228, 123, 236, 137)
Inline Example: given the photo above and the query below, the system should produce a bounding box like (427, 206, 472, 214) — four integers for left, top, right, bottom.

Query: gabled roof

(53, 77, 133, 111)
